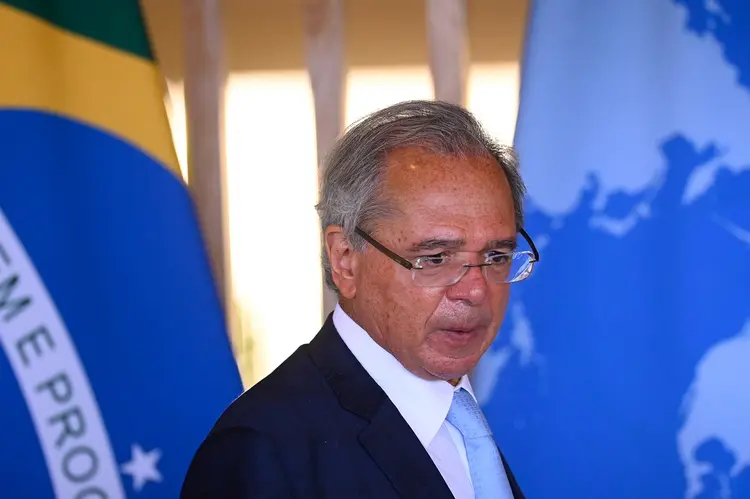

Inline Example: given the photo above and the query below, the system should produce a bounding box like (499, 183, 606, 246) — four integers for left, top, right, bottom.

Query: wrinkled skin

(325, 147, 517, 381)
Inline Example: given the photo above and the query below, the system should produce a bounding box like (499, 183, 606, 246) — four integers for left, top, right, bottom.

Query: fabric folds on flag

(0, 1, 243, 497)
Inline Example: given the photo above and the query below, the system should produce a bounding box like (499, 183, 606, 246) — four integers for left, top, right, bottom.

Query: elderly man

(181, 100, 538, 499)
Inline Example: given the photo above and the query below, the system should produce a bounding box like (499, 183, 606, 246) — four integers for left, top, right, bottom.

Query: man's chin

(422, 354, 482, 382)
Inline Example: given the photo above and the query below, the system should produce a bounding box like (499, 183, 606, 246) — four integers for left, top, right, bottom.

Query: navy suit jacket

(181, 315, 524, 498)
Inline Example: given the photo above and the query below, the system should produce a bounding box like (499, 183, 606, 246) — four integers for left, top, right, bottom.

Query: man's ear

(324, 225, 358, 299)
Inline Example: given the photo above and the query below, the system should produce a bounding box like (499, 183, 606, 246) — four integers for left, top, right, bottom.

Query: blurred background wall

(139, 0, 528, 386)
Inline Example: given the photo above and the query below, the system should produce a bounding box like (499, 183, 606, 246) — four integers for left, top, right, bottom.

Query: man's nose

(445, 265, 489, 305)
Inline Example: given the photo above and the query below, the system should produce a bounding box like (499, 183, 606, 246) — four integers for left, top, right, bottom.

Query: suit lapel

(309, 315, 454, 499)
(359, 401, 455, 499)
(500, 450, 525, 499)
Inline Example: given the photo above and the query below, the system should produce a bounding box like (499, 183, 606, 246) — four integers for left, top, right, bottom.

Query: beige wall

(141, 0, 529, 386)
(143, 0, 527, 76)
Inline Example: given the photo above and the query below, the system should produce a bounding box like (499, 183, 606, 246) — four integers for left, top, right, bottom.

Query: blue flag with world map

(0, 1, 243, 497)
(474, 1, 750, 497)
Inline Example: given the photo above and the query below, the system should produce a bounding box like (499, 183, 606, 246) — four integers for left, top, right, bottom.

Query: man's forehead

(384, 147, 500, 184)
(383, 152, 509, 215)
(375, 147, 516, 243)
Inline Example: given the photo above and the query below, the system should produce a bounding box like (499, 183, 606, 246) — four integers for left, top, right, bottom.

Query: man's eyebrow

(408, 237, 466, 253)
(485, 239, 517, 251)
(408, 237, 517, 253)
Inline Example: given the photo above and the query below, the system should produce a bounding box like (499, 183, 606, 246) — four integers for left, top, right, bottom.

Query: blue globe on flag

(474, 1, 750, 497)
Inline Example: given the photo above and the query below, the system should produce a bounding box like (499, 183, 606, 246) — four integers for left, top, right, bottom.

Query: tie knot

(446, 388, 493, 439)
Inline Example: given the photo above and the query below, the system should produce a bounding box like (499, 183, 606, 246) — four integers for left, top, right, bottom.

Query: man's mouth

(437, 326, 484, 346)
(439, 322, 483, 334)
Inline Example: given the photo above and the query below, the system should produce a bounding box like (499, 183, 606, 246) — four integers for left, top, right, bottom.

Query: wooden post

(182, 0, 231, 316)
(303, 0, 346, 323)
(426, 0, 469, 105)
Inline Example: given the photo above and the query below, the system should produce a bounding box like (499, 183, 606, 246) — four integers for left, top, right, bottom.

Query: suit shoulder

(181, 426, 291, 499)
(211, 344, 335, 434)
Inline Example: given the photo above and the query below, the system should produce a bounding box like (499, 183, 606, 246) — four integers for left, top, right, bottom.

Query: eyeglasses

(354, 227, 540, 287)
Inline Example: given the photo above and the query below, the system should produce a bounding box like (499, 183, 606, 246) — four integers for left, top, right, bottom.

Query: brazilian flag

(0, 1, 243, 497)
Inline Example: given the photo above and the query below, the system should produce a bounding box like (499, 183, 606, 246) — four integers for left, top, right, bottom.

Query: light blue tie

(446, 388, 514, 499)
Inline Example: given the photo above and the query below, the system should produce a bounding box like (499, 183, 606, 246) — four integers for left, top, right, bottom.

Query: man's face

(337, 147, 517, 381)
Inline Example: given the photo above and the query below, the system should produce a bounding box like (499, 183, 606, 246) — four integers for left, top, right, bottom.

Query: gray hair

(315, 100, 526, 293)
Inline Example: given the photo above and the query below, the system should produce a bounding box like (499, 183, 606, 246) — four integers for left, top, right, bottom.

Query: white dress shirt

(333, 304, 477, 499)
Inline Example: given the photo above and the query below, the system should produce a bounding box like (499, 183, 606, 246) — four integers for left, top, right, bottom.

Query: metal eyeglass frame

(354, 226, 540, 285)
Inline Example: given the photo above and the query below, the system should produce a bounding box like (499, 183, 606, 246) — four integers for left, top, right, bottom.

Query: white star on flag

(121, 443, 163, 492)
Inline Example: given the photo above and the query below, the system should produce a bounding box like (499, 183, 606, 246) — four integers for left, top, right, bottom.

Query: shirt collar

(332, 304, 477, 449)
